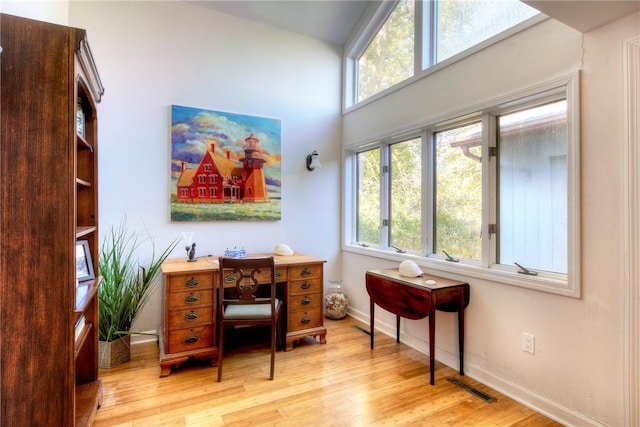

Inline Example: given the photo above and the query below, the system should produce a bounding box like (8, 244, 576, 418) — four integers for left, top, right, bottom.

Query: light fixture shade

(306, 151, 321, 171)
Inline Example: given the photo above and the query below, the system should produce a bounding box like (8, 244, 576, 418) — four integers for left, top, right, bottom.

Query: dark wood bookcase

(0, 13, 104, 426)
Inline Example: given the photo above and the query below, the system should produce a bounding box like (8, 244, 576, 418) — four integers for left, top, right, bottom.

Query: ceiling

(189, 0, 371, 45)
(522, 0, 640, 32)
(190, 1, 640, 45)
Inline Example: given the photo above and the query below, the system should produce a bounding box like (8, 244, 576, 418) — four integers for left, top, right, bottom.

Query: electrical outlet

(522, 332, 535, 354)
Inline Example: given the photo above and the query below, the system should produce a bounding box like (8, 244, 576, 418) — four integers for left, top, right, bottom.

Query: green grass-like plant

(98, 220, 178, 342)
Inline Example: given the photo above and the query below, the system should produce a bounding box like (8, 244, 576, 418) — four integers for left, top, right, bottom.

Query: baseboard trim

(347, 307, 605, 427)
(130, 330, 158, 345)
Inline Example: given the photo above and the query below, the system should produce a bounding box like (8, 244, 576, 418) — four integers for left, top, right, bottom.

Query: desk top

(162, 253, 326, 275)
(366, 268, 467, 290)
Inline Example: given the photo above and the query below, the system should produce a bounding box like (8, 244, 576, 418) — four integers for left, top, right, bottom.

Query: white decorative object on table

(224, 247, 247, 258)
(274, 243, 294, 256)
(399, 260, 424, 277)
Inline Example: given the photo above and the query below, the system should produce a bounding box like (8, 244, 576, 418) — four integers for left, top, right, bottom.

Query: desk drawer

(168, 326, 213, 353)
(168, 306, 214, 329)
(167, 289, 214, 309)
(288, 309, 323, 332)
(289, 278, 322, 295)
(167, 273, 213, 293)
(288, 293, 322, 311)
(289, 264, 322, 281)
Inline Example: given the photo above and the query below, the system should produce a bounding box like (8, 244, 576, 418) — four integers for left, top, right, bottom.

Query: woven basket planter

(98, 335, 131, 369)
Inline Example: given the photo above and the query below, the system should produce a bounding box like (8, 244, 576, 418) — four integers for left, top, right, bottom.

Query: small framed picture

(76, 240, 95, 282)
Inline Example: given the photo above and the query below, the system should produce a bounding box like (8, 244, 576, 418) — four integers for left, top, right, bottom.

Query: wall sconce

(306, 150, 321, 171)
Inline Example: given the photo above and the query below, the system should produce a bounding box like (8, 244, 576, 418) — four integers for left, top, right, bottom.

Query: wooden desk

(159, 253, 327, 376)
(365, 269, 470, 385)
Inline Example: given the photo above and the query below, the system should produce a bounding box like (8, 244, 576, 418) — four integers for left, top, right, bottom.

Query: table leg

(370, 297, 375, 350)
(396, 315, 400, 343)
(458, 291, 465, 375)
(429, 309, 436, 386)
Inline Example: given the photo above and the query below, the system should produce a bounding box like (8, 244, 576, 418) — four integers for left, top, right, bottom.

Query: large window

(356, 148, 381, 245)
(390, 138, 422, 252)
(497, 100, 568, 274)
(350, 0, 539, 106)
(434, 122, 482, 261)
(348, 80, 579, 296)
(358, 0, 415, 103)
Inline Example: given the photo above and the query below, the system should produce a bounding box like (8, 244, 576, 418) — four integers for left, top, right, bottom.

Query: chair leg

(217, 322, 224, 382)
(270, 321, 276, 380)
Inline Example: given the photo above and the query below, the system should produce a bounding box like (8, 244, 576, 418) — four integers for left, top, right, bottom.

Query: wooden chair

(217, 256, 282, 381)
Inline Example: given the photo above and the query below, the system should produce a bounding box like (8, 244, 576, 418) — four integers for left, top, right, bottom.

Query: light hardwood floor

(94, 316, 561, 426)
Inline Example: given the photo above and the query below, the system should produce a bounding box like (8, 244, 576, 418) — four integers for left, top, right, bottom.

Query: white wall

(1, 0, 68, 25)
(66, 1, 343, 337)
(342, 13, 640, 427)
(6, 0, 638, 424)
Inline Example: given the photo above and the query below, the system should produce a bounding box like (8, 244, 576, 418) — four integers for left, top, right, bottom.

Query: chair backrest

(219, 256, 277, 308)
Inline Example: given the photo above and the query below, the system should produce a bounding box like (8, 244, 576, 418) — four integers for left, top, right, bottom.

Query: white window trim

(342, 73, 581, 298)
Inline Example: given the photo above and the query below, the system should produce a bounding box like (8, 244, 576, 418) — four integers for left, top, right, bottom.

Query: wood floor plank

(94, 317, 561, 426)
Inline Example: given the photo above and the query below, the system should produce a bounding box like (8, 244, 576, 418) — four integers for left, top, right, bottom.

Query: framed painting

(76, 240, 95, 282)
(170, 105, 282, 221)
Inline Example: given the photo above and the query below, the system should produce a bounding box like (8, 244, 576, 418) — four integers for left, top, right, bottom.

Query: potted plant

(98, 220, 178, 368)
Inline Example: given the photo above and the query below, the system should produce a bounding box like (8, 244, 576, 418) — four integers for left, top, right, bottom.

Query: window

(434, 122, 482, 261)
(346, 78, 579, 296)
(390, 137, 422, 252)
(497, 100, 568, 274)
(356, 148, 381, 245)
(349, 0, 539, 106)
(358, 0, 415, 103)
(434, 0, 539, 63)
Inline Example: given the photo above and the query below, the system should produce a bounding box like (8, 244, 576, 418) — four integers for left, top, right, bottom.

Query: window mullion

(423, 129, 434, 256)
(380, 143, 391, 248)
(484, 113, 497, 268)
(421, 0, 436, 70)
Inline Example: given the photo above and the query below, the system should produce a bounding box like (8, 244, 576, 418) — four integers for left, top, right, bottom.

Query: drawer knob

(185, 293, 199, 304)
(185, 277, 199, 288)
(301, 297, 310, 305)
(275, 271, 281, 279)
(184, 335, 199, 344)
(301, 281, 311, 290)
(301, 316, 311, 324)
(224, 274, 235, 283)
(301, 267, 311, 277)
(185, 311, 199, 321)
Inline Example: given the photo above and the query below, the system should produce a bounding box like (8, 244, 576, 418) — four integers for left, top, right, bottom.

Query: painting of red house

(171, 105, 281, 221)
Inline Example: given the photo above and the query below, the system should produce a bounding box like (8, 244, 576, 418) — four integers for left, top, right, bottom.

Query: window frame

(343, 1, 546, 112)
(343, 74, 581, 298)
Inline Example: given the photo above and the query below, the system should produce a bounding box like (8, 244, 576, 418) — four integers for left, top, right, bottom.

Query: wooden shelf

(75, 278, 100, 314)
(75, 380, 102, 427)
(0, 15, 103, 425)
(76, 177, 92, 187)
(74, 322, 93, 358)
(76, 133, 94, 152)
(76, 226, 97, 238)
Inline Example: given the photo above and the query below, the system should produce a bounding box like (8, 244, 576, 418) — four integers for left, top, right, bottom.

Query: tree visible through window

(434, 123, 482, 260)
(352, 0, 537, 105)
(390, 138, 422, 251)
(358, 0, 414, 103)
(351, 89, 572, 279)
(436, 0, 538, 63)
(357, 148, 381, 245)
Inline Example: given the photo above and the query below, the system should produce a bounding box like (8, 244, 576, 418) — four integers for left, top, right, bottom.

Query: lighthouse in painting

(239, 133, 269, 202)
(175, 133, 270, 204)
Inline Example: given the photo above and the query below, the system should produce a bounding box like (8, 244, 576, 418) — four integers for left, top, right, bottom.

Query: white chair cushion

(224, 300, 279, 320)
